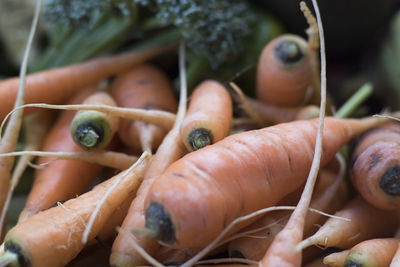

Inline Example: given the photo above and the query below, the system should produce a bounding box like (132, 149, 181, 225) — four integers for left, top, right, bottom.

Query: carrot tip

(380, 166, 400, 196)
(188, 128, 213, 151)
(274, 39, 304, 66)
(145, 202, 176, 245)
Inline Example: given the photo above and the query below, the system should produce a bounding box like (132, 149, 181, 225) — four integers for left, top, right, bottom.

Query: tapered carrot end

(145, 202, 176, 245)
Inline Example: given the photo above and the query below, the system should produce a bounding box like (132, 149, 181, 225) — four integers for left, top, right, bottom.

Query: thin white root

(0, 250, 18, 266)
(229, 82, 264, 127)
(0, 104, 176, 140)
(0, 151, 137, 170)
(117, 227, 164, 267)
(81, 151, 150, 244)
(180, 206, 348, 267)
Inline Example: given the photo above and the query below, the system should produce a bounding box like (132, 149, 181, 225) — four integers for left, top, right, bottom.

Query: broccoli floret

(45, 0, 136, 27)
(135, 0, 254, 68)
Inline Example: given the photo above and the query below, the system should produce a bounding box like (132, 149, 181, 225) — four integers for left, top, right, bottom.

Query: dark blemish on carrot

(379, 166, 400, 197)
(368, 153, 381, 170)
(136, 79, 151, 85)
(229, 250, 245, 259)
(145, 202, 176, 245)
(171, 172, 185, 178)
(5, 241, 30, 267)
(344, 259, 362, 267)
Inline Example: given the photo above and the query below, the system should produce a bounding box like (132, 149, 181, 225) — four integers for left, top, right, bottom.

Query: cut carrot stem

(70, 91, 119, 151)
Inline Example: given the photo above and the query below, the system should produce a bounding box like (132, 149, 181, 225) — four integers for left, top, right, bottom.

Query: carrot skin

(144, 116, 386, 248)
(110, 64, 177, 153)
(18, 88, 104, 223)
(323, 250, 350, 267)
(0, 45, 174, 121)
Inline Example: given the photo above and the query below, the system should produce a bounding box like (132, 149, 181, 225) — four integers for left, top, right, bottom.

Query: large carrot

(0, 153, 149, 267)
(18, 88, 104, 223)
(180, 80, 232, 151)
(143, 115, 389, 249)
(110, 64, 177, 153)
(110, 41, 188, 267)
(350, 122, 400, 210)
(0, 45, 174, 121)
(297, 196, 399, 251)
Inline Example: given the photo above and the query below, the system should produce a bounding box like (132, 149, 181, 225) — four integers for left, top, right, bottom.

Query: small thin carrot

(0, 44, 175, 121)
(180, 80, 233, 151)
(297, 196, 399, 251)
(231, 81, 319, 127)
(350, 122, 400, 210)
(110, 41, 188, 267)
(0, 110, 54, 239)
(70, 91, 119, 151)
(0, 153, 149, 267)
(343, 238, 399, 267)
(110, 64, 177, 153)
(256, 33, 316, 106)
(323, 250, 350, 267)
(17, 88, 104, 223)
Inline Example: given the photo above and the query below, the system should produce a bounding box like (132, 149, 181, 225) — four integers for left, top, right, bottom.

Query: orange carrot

(0, 45, 174, 121)
(70, 91, 119, 151)
(297, 196, 399, 251)
(110, 64, 177, 153)
(304, 257, 329, 267)
(246, 97, 320, 126)
(390, 241, 400, 266)
(323, 250, 350, 267)
(180, 80, 232, 151)
(0, 153, 149, 267)
(18, 88, 104, 223)
(256, 34, 316, 106)
(110, 42, 188, 267)
(143, 115, 388, 249)
(350, 122, 400, 210)
(344, 238, 399, 267)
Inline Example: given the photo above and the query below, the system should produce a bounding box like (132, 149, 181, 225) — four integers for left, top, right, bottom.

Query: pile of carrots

(0, 1, 400, 267)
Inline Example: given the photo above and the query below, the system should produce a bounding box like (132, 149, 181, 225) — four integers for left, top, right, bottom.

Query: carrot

(109, 41, 188, 267)
(142, 114, 389, 249)
(343, 238, 399, 267)
(70, 91, 119, 151)
(0, 44, 175, 121)
(17, 88, 104, 223)
(180, 80, 232, 151)
(0, 153, 149, 267)
(297, 196, 399, 251)
(389, 241, 400, 266)
(323, 250, 350, 267)
(256, 33, 316, 106)
(231, 82, 319, 127)
(304, 257, 329, 267)
(350, 122, 400, 210)
(110, 64, 177, 153)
